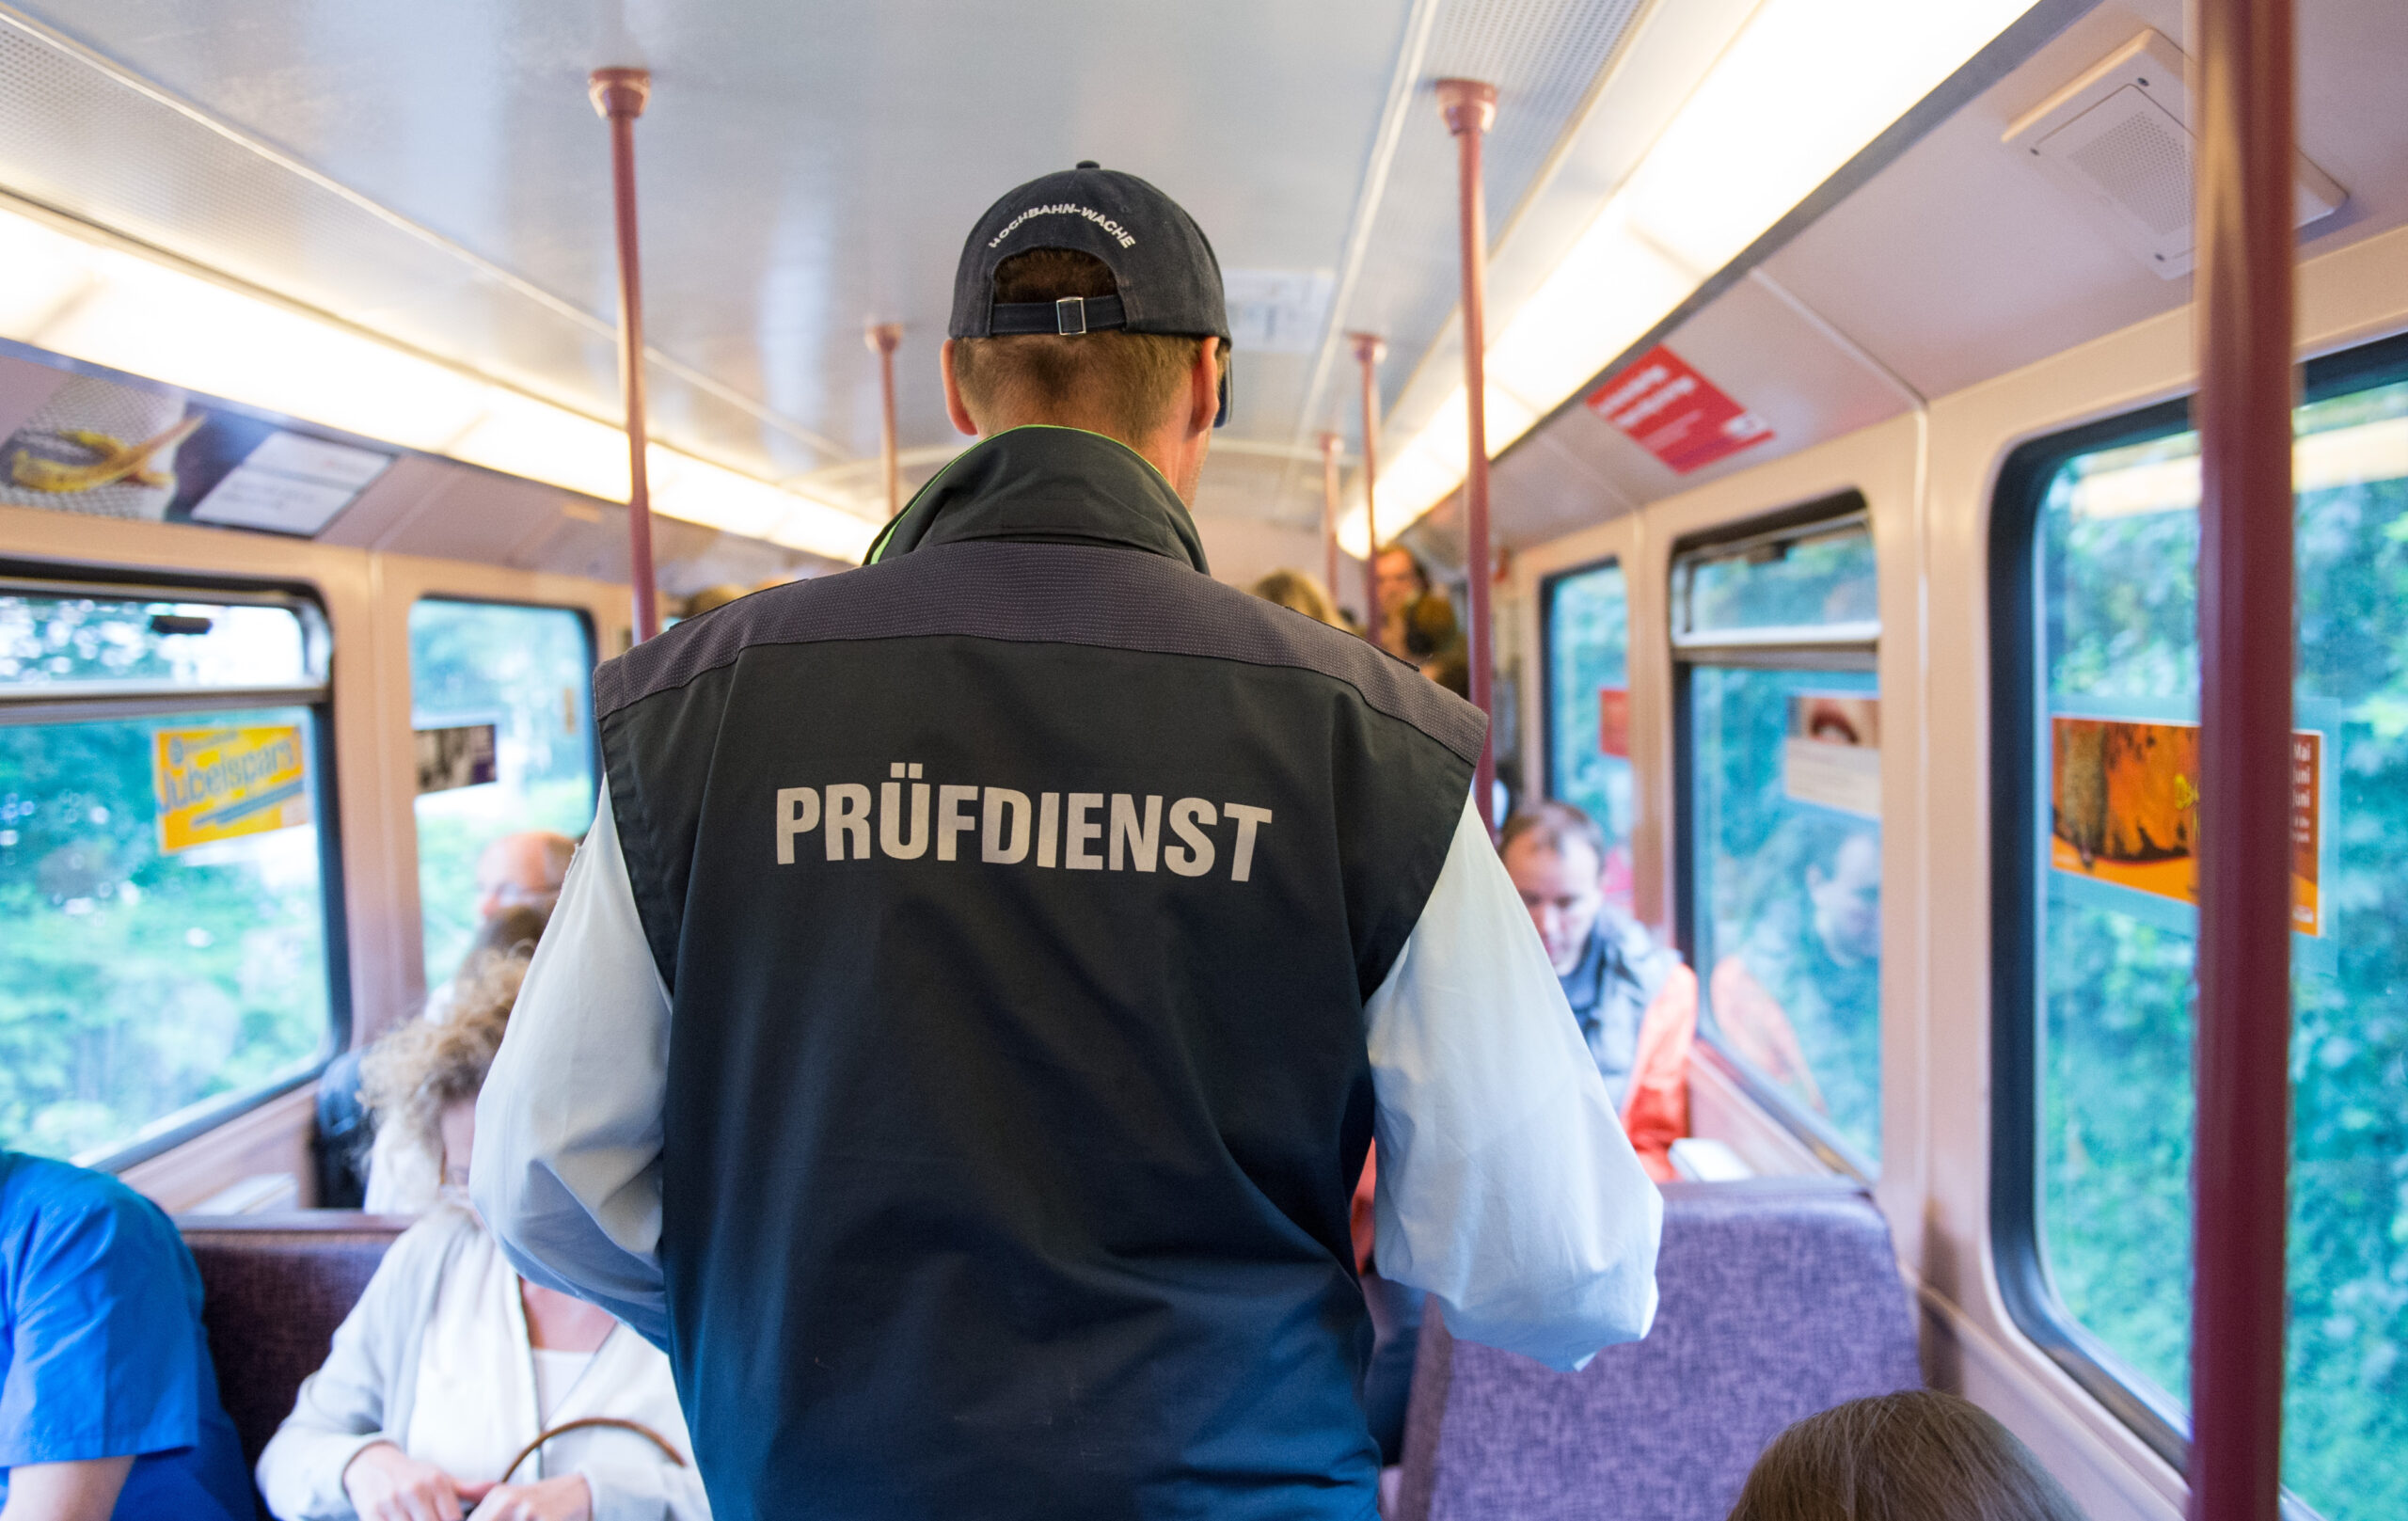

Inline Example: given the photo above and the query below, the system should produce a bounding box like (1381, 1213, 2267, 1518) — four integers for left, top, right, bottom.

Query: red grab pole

(867, 322, 904, 519)
(589, 67, 660, 643)
(1348, 332, 1387, 648)
(1437, 78, 1498, 819)
(1320, 431, 1344, 613)
(2190, 0, 2296, 1515)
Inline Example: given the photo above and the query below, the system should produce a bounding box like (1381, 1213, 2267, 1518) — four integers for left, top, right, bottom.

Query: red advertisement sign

(1586, 344, 1772, 474)
(1597, 687, 1629, 758)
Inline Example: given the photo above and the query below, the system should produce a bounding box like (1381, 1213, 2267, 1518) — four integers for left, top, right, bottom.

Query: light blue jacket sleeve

(470, 786, 673, 1347)
(1365, 795, 1663, 1370)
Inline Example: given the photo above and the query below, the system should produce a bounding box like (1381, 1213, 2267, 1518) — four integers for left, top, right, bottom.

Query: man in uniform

(473, 164, 1659, 1520)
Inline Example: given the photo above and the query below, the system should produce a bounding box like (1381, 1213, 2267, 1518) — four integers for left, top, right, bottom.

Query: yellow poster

(154, 724, 311, 853)
(2049, 717, 2321, 936)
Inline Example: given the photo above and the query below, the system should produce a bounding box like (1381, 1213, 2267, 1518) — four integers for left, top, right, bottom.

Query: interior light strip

(1339, 0, 2038, 556)
(0, 205, 882, 564)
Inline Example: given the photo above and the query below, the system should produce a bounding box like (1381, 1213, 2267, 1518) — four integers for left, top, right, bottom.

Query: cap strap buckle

(1055, 296, 1088, 336)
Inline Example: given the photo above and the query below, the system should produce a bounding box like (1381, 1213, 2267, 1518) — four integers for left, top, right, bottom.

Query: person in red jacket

(1500, 802, 1695, 1182)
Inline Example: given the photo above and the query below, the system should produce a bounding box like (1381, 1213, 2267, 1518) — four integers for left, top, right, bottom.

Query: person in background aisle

(1500, 801, 1696, 1181)
(0, 1149, 251, 1521)
(1726, 1389, 2087, 1521)
(1246, 568, 1348, 629)
(1370, 546, 1430, 659)
(259, 956, 705, 1521)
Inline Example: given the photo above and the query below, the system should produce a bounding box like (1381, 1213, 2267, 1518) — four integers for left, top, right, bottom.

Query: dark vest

(595, 427, 1481, 1520)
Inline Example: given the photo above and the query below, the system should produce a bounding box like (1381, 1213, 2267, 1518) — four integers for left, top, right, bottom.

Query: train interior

(0, 0, 2400, 1516)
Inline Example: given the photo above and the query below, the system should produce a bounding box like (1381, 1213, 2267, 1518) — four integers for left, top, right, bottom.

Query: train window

(1674, 497, 1881, 1172)
(1542, 559, 1634, 909)
(0, 585, 341, 1166)
(407, 599, 596, 984)
(1991, 335, 2408, 1516)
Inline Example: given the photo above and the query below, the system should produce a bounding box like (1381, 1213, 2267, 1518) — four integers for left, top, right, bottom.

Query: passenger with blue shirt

(0, 1149, 251, 1521)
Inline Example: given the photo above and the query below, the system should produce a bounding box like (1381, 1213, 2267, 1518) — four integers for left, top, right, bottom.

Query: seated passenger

(1707, 817, 1880, 1147)
(1500, 801, 1696, 1181)
(259, 958, 705, 1521)
(0, 1149, 251, 1521)
(317, 838, 567, 1209)
(473, 831, 579, 925)
(360, 907, 554, 1215)
(1728, 1389, 2087, 1521)
(1246, 568, 1347, 628)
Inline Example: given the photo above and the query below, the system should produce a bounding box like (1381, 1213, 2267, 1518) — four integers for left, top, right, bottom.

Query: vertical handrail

(2190, 0, 2296, 1516)
(1349, 332, 1387, 648)
(1437, 78, 1498, 820)
(1320, 432, 1344, 616)
(588, 67, 659, 644)
(867, 323, 904, 519)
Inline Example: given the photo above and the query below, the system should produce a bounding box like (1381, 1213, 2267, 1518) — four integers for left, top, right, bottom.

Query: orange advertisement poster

(2049, 717, 2322, 935)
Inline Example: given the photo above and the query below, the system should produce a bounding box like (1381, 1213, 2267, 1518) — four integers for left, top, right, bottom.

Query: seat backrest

(1395, 1180, 1920, 1521)
(180, 1212, 409, 1481)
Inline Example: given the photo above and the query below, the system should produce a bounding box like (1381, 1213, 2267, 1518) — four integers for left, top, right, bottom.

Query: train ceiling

(0, 0, 2402, 577)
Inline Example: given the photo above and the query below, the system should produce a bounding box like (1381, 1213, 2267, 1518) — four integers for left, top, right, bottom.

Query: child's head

(1730, 1390, 2087, 1521)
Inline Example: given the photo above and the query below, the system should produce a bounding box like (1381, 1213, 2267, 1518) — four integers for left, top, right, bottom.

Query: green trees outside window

(0, 592, 335, 1163)
(2032, 370, 2408, 1521)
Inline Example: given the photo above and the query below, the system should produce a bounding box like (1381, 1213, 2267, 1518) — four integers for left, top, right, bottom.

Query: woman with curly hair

(258, 955, 707, 1521)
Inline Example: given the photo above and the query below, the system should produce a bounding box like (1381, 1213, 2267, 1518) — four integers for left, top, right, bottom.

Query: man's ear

(941, 339, 980, 437)
(1187, 339, 1223, 436)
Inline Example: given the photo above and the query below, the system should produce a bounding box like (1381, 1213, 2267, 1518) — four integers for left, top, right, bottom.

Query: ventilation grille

(2061, 93, 2192, 238)
(0, 8, 843, 480)
(2004, 26, 2346, 279)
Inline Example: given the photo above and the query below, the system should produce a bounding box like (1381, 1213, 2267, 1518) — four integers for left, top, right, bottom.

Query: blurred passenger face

(474, 832, 566, 922)
(438, 1099, 476, 1196)
(1503, 834, 1607, 976)
(1372, 549, 1425, 616)
(1807, 832, 1882, 966)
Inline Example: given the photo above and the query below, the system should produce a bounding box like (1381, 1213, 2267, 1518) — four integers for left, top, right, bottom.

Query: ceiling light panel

(0, 8, 846, 489)
(1360, 0, 2043, 541)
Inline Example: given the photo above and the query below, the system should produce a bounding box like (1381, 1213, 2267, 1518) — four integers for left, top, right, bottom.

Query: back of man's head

(1500, 800, 1608, 876)
(953, 248, 1220, 445)
(946, 165, 1231, 457)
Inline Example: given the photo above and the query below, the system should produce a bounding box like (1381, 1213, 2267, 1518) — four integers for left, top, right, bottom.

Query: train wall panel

(1507, 211, 2408, 1521)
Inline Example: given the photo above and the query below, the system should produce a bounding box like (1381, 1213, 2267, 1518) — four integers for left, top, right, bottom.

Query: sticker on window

(154, 723, 311, 853)
(2048, 717, 2323, 935)
(1782, 694, 1879, 818)
(415, 723, 499, 795)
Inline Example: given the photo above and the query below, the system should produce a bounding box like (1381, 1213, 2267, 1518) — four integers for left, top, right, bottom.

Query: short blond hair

(953, 249, 1222, 445)
(358, 952, 527, 1163)
(1248, 569, 1344, 628)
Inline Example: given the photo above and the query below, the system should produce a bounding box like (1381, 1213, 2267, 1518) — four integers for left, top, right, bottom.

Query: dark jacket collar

(866, 425, 1210, 573)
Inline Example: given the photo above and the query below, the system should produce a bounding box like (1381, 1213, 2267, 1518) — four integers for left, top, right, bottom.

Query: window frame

(0, 567, 353, 1172)
(1537, 552, 1625, 808)
(1985, 328, 2408, 1475)
(404, 593, 600, 786)
(1669, 489, 1879, 1180)
(404, 593, 602, 983)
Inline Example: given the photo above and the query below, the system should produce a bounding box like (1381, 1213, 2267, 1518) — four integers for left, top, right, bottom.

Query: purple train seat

(1395, 1179, 1921, 1521)
(181, 1212, 410, 1515)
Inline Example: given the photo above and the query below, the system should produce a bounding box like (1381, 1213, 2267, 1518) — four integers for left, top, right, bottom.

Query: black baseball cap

(951, 163, 1231, 426)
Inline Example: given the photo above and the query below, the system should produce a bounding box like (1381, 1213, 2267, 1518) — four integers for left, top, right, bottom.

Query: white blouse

(256, 1205, 707, 1521)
